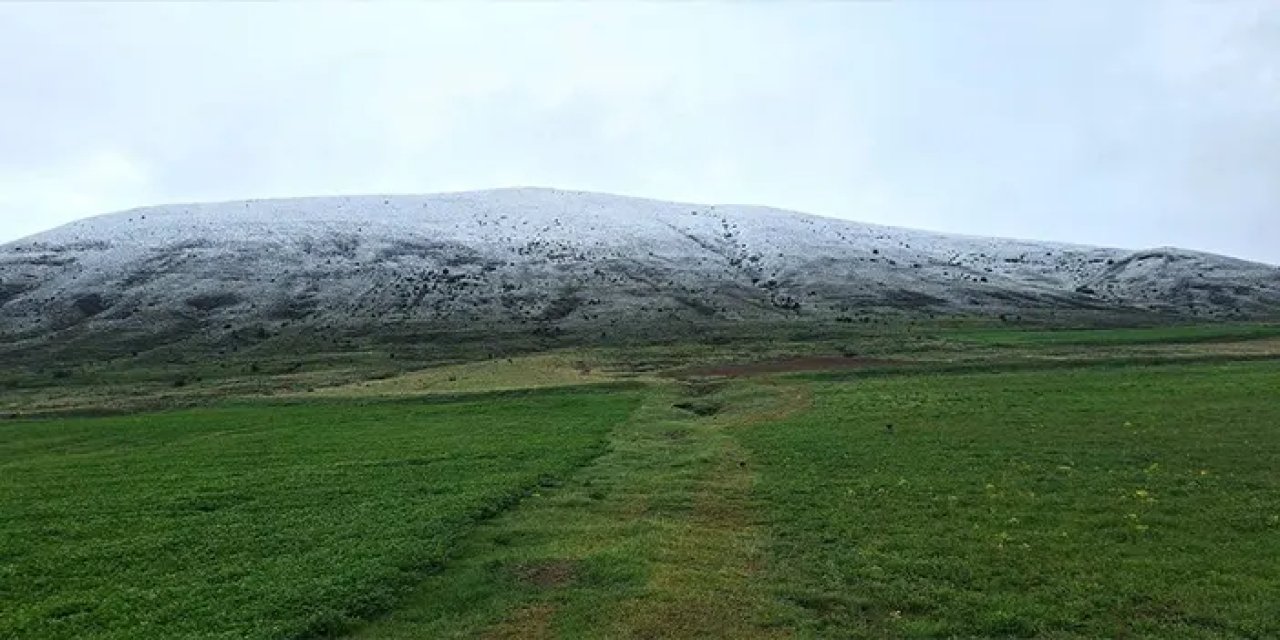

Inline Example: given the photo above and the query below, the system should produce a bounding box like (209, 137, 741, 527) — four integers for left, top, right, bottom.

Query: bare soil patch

(672, 400, 724, 416)
(480, 603, 557, 640)
(513, 559, 577, 589)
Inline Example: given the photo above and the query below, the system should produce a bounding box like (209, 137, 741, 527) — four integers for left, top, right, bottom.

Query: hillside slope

(2, 188, 1277, 361)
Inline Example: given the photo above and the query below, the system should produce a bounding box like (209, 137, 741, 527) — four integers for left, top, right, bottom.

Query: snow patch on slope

(1, 188, 1277, 358)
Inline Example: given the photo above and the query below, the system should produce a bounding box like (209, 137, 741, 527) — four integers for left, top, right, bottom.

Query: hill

(2, 188, 1278, 362)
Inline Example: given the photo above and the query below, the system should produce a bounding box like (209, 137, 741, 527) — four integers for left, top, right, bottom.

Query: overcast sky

(0, 2, 1276, 263)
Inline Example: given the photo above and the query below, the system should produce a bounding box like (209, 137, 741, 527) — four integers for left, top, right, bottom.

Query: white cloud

(0, 150, 155, 238)
(0, 2, 1276, 263)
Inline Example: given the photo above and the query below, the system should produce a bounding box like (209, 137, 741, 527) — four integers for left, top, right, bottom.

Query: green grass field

(740, 362, 1280, 638)
(0, 390, 640, 639)
(2, 325, 1279, 638)
(948, 323, 1280, 347)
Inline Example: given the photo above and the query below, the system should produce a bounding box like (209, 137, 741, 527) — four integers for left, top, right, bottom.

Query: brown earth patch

(671, 400, 724, 416)
(514, 559, 577, 589)
(480, 603, 557, 640)
(669, 355, 893, 378)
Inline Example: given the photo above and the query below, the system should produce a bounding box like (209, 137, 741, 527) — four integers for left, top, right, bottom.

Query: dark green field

(2, 325, 1278, 638)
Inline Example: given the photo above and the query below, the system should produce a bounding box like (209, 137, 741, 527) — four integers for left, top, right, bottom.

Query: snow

(2, 188, 1277, 346)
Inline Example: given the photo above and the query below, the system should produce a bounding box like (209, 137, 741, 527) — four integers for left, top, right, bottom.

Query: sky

(0, 2, 1276, 264)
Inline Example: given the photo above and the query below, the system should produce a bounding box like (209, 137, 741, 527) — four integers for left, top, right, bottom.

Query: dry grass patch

(312, 353, 639, 397)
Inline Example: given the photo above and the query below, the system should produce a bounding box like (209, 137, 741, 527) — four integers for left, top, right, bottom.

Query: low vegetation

(2, 323, 1278, 638)
(0, 390, 639, 639)
(740, 362, 1280, 637)
(949, 322, 1280, 347)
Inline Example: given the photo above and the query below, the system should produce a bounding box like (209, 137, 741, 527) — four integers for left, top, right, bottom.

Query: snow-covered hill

(2, 188, 1278, 359)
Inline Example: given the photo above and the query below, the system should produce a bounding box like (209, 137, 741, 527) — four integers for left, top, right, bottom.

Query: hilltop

(2, 188, 1277, 363)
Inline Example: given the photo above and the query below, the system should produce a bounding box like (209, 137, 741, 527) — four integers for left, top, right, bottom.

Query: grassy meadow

(1, 323, 1278, 638)
(0, 390, 640, 639)
(740, 362, 1280, 638)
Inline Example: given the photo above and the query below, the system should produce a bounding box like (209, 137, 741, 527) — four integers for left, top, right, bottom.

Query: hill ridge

(2, 189, 1277, 362)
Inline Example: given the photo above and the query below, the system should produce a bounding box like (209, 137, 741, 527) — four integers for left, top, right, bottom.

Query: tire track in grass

(346, 380, 813, 638)
(611, 380, 813, 637)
